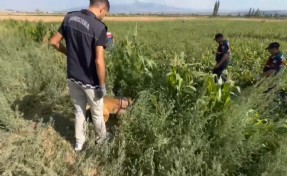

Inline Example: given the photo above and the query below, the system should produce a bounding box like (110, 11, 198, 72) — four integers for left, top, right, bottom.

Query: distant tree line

(210, 1, 287, 19)
(246, 8, 286, 18)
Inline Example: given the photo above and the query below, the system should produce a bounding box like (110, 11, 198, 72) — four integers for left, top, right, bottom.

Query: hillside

(58, 2, 200, 14)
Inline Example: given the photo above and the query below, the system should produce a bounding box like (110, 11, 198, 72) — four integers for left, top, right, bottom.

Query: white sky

(0, 0, 286, 11)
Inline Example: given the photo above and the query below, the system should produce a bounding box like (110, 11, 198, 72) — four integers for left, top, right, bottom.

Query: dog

(86, 97, 133, 123)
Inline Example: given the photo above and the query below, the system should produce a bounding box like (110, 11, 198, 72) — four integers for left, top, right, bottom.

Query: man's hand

(96, 86, 107, 98)
(214, 64, 219, 70)
(263, 69, 276, 77)
(50, 32, 67, 56)
(100, 86, 107, 96)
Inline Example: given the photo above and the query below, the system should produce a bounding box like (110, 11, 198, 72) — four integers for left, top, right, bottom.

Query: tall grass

(0, 20, 287, 176)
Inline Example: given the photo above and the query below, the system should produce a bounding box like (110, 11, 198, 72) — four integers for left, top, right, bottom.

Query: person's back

(59, 9, 107, 87)
(50, 0, 110, 152)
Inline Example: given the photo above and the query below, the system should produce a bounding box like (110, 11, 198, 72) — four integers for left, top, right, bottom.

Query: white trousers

(68, 80, 106, 144)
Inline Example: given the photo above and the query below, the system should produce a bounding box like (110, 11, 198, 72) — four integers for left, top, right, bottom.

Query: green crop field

(1, 19, 287, 176)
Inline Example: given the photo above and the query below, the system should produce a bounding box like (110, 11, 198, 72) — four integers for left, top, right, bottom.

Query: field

(1, 17, 287, 176)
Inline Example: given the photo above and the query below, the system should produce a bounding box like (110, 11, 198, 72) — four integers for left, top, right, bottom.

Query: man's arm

(96, 45, 106, 87)
(50, 32, 67, 56)
(215, 54, 229, 69)
(95, 28, 108, 88)
(263, 69, 276, 77)
(215, 42, 229, 69)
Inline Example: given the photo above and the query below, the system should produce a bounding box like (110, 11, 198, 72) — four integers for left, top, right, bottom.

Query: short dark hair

(266, 42, 280, 50)
(214, 33, 224, 40)
(90, 0, 110, 11)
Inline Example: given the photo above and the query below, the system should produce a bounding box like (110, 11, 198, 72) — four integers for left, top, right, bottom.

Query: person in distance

(262, 42, 285, 77)
(213, 33, 231, 83)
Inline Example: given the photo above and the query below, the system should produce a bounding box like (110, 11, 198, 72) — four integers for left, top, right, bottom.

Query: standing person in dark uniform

(213, 33, 231, 83)
(49, 0, 110, 151)
(263, 42, 285, 77)
(106, 31, 114, 51)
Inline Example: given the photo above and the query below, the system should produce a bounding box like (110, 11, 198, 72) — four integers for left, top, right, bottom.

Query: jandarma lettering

(69, 16, 90, 30)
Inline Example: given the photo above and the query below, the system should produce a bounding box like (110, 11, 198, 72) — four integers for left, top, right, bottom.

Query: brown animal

(86, 97, 133, 123)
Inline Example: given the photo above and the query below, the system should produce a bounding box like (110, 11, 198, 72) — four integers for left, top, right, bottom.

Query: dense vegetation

(1, 19, 287, 176)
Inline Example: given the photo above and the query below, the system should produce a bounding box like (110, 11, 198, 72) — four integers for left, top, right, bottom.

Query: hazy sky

(0, 0, 286, 11)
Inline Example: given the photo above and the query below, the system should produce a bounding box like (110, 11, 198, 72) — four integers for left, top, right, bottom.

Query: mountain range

(109, 2, 198, 14)
(59, 2, 208, 14)
(60, 2, 287, 15)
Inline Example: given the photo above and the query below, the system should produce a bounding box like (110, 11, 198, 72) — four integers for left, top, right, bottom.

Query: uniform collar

(221, 40, 227, 44)
(273, 52, 281, 56)
(271, 52, 282, 58)
(81, 9, 108, 31)
(81, 9, 99, 20)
